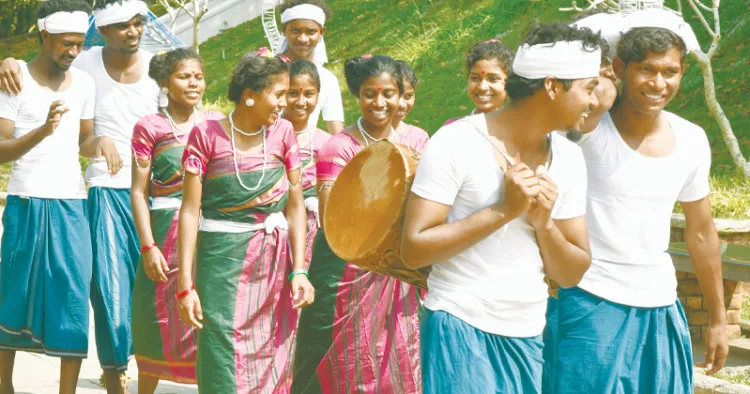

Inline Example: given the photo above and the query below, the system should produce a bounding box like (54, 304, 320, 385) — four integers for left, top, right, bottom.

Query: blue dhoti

(0, 196, 92, 358)
(554, 287, 693, 394)
(421, 308, 544, 394)
(88, 187, 140, 371)
(542, 295, 559, 394)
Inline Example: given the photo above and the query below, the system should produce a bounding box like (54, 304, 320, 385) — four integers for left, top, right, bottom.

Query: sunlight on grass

(714, 368, 750, 386)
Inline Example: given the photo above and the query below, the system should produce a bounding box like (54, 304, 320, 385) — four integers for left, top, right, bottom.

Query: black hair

(617, 27, 687, 65)
(289, 59, 321, 91)
(93, 0, 134, 11)
(279, 0, 332, 23)
(227, 51, 290, 103)
(344, 55, 404, 97)
(465, 40, 514, 76)
(396, 60, 418, 89)
(38, 0, 91, 19)
(148, 48, 202, 83)
(506, 21, 601, 100)
(568, 9, 614, 63)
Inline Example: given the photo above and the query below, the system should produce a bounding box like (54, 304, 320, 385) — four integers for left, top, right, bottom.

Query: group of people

(0, 0, 730, 393)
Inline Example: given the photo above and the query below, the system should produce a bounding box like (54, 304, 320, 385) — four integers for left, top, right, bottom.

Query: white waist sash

(199, 211, 288, 234)
(151, 197, 182, 210)
(304, 196, 321, 228)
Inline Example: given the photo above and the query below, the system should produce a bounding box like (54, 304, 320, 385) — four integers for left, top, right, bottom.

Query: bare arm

(286, 168, 314, 308)
(530, 171, 591, 287)
(682, 196, 727, 375)
(0, 57, 22, 95)
(79, 124, 122, 175)
(401, 162, 539, 269)
(0, 101, 67, 163)
(536, 216, 591, 288)
(177, 172, 203, 328)
(325, 121, 344, 135)
(400, 194, 516, 269)
(130, 156, 170, 282)
(317, 182, 332, 232)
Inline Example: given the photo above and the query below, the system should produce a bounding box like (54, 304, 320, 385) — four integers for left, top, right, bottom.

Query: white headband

(623, 9, 700, 53)
(570, 13, 626, 61)
(278, 4, 328, 65)
(38, 11, 89, 34)
(93, 0, 148, 28)
(513, 41, 602, 80)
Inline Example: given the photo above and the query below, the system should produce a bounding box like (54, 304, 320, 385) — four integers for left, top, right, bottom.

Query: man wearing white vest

(0, 1, 111, 392)
(553, 10, 728, 393)
(402, 22, 600, 393)
(0, 1, 159, 392)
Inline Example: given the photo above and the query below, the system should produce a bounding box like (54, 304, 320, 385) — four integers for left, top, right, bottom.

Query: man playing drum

(401, 22, 600, 393)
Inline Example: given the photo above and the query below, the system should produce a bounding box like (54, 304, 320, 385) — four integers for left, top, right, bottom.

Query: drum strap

(465, 120, 552, 170)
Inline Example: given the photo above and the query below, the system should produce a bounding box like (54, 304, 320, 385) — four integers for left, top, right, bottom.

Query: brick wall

(677, 273, 744, 341)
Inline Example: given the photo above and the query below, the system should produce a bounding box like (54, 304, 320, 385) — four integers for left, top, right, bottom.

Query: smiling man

(277, 0, 345, 134)
(401, 22, 600, 393)
(0, 0, 159, 391)
(553, 13, 728, 393)
(0, 1, 96, 393)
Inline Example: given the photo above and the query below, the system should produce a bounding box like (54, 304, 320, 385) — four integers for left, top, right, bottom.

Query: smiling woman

(276, 0, 345, 134)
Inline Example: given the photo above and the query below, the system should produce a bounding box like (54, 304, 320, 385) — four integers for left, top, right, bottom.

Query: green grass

(713, 368, 750, 386)
(742, 296, 750, 321)
(0, 0, 748, 218)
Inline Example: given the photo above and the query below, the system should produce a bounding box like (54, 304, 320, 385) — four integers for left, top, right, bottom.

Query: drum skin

(324, 140, 431, 289)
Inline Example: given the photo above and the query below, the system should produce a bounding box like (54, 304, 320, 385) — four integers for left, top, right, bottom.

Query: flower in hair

(362, 54, 373, 59)
(280, 56, 291, 63)
(486, 39, 499, 43)
(257, 47, 274, 58)
(157, 50, 167, 56)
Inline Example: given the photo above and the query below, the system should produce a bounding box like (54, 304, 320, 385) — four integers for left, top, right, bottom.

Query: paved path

(0, 206, 197, 393)
(9, 309, 198, 393)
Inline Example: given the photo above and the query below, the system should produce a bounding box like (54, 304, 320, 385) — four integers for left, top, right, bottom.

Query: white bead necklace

(357, 117, 393, 147)
(228, 110, 266, 191)
(163, 107, 199, 144)
(296, 127, 315, 162)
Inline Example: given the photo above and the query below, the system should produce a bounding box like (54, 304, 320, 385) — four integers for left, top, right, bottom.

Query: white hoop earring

(245, 98, 255, 107)
(159, 87, 169, 108)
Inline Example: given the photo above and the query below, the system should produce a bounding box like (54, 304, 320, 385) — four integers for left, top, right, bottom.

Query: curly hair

(396, 60, 418, 89)
(344, 55, 404, 97)
(465, 40, 514, 76)
(227, 51, 290, 103)
(279, 0, 332, 22)
(506, 21, 601, 100)
(617, 27, 687, 65)
(38, 0, 91, 19)
(148, 48, 202, 83)
(289, 59, 321, 91)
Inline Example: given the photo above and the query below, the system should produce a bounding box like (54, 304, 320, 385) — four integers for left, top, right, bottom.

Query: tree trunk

(192, 17, 200, 54)
(692, 51, 750, 178)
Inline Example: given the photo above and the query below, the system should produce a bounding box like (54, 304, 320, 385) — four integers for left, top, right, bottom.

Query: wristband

(140, 242, 157, 253)
(288, 269, 309, 282)
(176, 285, 194, 300)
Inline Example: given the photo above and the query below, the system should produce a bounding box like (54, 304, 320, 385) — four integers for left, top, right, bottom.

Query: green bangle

(288, 269, 309, 282)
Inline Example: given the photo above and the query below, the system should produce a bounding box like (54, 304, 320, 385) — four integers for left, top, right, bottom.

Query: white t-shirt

(411, 114, 588, 337)
(73, 47, 159, 188)
(307, 64, 344, 129)
(576, 111, 711, 307)
(0, 63, 93, 199)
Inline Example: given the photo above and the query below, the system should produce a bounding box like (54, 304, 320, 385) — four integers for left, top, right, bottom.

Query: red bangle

(140, 243, 157, 253)
(176, 285, 194, 300)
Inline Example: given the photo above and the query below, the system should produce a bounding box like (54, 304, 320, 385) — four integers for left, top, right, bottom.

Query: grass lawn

(0, 0, 748, 217)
